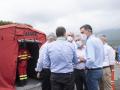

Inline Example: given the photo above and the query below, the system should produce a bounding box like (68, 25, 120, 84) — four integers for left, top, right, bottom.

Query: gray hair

(98, 34, 108, 42)
(74, 34, 82, 41)
(47, 33, 56, 41)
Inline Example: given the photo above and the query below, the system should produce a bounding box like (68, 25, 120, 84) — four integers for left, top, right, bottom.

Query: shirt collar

(87, 34, 95, 40)
(104, 43, 108, 46)
(57, 37, 66, 41)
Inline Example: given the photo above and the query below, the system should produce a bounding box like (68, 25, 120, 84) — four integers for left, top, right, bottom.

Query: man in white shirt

(80, 24, 104, 90)
(74, 36, 88, 90)
(99, 35, 115, 90)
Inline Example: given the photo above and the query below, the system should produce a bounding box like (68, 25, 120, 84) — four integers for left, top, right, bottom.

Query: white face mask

(81, 34, 87, 41)
(67, 36, 73, 42)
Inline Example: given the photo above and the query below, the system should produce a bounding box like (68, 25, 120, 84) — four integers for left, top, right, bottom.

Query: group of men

(35, 24, 115, 90)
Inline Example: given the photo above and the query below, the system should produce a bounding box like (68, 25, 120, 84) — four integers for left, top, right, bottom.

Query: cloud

(0, 0, 120, 34)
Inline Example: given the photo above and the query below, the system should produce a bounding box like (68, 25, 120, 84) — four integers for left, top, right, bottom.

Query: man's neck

(87, 33, 93, 39)
(57, 36, 66, 41)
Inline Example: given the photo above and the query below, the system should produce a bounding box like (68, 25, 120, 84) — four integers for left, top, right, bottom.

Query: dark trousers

(40, 68, 51, 90)
(74, 69, 88, 90)
(51, 72, 74, 90)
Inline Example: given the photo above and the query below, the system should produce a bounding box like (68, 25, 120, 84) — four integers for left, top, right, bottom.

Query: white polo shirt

(103, 43, 115, 67)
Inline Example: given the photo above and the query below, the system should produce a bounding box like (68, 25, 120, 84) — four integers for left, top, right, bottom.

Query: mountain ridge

(96, 29, 120, 47)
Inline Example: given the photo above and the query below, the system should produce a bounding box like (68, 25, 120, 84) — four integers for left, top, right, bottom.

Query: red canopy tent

(0, 24, 46, 90)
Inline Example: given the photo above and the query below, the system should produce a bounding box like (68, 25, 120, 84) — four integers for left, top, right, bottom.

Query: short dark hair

(80, 24, 92, 33)
(56, 26, 66, 37)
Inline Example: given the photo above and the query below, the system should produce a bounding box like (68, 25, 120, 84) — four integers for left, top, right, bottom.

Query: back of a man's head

(56, 26, 66, 37)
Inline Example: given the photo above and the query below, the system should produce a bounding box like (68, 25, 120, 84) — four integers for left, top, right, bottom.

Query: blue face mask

(76, 41, 83, 48)
(76, 43, 81, 48)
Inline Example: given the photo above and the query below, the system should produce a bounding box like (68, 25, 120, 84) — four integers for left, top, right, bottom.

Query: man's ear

(64, 32, 67, 37)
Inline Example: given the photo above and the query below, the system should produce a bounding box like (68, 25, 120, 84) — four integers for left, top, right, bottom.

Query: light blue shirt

(35, 42, 49, 72)
(44, 37, 78, 73)
(86, 35, 104, 69)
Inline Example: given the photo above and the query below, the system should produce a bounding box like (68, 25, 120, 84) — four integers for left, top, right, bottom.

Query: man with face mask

(67, 35, 73, 42)
(66, 32, 74, 42)
(80, 24, 104, 90)
(74, 35, 88, 90)
(67, 32, 77, 50)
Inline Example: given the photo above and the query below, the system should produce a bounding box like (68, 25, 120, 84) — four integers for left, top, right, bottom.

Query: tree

(0, 20, 14, 26)
(0, 20, 33, 27)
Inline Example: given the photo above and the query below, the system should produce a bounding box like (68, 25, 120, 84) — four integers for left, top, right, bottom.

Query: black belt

(43, 68, 50, 70)
(74, 69, 85, 71)
(103, 66, 110, 68)
(87, 67, 102, 70)
(51, 72, 73, 75)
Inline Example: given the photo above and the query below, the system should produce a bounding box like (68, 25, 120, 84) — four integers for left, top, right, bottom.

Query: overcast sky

(0, 0, 120, 34)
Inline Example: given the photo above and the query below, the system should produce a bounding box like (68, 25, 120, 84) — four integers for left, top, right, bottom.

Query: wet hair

(56, 26, 66, 37)
(80, 24, 92, 33)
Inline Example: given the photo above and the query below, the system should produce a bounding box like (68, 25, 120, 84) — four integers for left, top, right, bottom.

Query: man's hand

(37, 72, 41, 79)
(79, 57, 86, 63)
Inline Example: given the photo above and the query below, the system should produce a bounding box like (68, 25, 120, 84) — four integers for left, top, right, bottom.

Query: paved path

(115, 64, 120, 90)
(16, 64, 120, 90)
(16, 79, 41, 90)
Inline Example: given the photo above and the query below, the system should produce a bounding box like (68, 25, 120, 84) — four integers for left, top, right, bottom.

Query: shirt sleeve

(72, 45, 79, 64)
(109, 47, 115, 65)
(86, 40, 95, 68)
(35, 46, 44, 72)
(43, 45, 51, 68)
